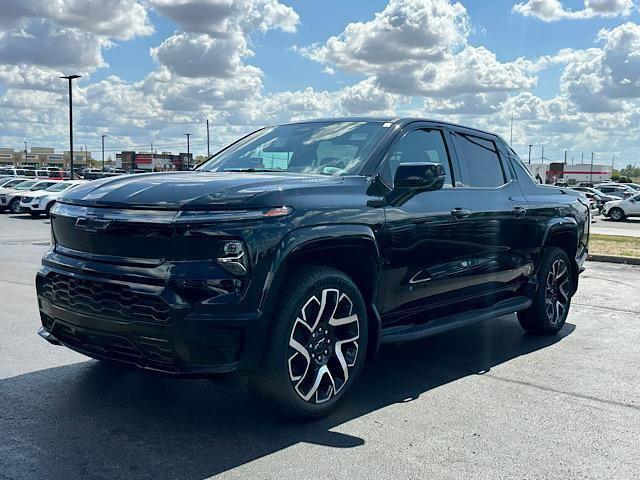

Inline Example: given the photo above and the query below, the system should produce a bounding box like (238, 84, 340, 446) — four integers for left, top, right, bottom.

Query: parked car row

(0, 177, 86, 216)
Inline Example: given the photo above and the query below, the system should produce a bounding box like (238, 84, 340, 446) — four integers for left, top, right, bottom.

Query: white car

(0, 179, 60, 213)
(602, 193, 640, 221)
(19, 180, 85, 217)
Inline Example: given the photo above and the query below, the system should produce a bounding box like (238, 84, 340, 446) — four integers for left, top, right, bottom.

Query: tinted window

(384, 129, 452, 187)
(451, 132, 506, 188)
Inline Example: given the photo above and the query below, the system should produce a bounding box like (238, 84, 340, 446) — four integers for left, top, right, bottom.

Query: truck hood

(58, 171, 345, 209)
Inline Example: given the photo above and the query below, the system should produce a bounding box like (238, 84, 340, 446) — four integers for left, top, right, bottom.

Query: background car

(595, 183, 636, 199)
(0, 179, 60, 213)
(20, 180, 85, 217)
(0, 177, 26, 189)
(570, 186, 622, 211)
(602, 193, 640, 221)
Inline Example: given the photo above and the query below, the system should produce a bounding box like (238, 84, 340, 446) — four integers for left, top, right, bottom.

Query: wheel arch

(260, 224, 383, 361)
(542, 220, 580, 294)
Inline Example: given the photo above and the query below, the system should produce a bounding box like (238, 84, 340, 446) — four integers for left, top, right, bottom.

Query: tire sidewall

(610, 208, 624, 221)
(535, 248, 572, 333)
(264, 268, 369, 418)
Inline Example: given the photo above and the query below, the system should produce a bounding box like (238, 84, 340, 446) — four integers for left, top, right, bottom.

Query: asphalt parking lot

(0, 214, 639, 480)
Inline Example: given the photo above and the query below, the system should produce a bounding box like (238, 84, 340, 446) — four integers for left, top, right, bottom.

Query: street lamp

(84, 144, 88, 167)
(101, 134, 107, 171)
(61, 74, 81, 178)
(528, 144, 532, 164)
(184, 133, 192, 170)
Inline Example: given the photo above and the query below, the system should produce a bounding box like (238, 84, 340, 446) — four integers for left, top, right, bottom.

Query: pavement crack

(483, 373, 640, 411)
(573, 302, 640, 316)
(0, 279, 34, 287)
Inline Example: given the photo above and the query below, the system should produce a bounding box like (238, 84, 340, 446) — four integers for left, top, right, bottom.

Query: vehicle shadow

(0, 316, 575, 479)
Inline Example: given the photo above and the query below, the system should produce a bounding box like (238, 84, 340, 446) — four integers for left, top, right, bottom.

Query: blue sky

(1, 0, 639, 166)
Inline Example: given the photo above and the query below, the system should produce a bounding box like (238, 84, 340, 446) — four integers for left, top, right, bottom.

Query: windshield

(45, 182, 70, 192)
(200, 121, 388, 176)
(29, 182, 54, 191)
(0, 179, 21, 188)
(14, 181, 37, 190)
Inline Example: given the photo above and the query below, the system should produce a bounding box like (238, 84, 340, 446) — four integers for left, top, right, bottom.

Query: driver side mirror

(394, 162, 446, 192)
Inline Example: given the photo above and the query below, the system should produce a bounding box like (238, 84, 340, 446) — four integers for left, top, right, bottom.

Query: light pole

(206, 119, 210, 157)
(528, 144, 532, 164)
(84, 144, 88, 168)
(23, 141, 27, 167)
(101, 134, 107, 171)
(590, 152, 594, 184)
(61, 75, 81, 178)
(184, 133, 191, 170)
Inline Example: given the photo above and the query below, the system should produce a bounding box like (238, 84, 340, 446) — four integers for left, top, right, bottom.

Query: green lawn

(590, 234, 640, 258)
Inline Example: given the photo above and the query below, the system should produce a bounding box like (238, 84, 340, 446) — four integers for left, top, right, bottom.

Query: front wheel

(518, 247, 573, 335)
(251, 266, 368, 420)
(609, 207, 625, 221)
(9, 198, 20, 214)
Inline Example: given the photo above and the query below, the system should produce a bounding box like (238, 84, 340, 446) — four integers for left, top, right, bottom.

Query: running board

(380, 296, 532, 344)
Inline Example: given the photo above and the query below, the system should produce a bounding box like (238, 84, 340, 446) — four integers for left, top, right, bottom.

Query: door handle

(451, 207, 470, 220)
(512, 206, 527, 217)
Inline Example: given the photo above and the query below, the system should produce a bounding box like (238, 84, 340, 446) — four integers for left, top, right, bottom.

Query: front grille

(40, 272, 171, 323)
(52, 322, 144, 362)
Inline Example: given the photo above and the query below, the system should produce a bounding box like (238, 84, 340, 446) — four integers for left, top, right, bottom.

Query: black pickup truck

(36, 118, 589, 419)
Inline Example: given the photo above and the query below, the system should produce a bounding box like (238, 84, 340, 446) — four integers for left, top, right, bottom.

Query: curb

(587, 254, 640, 266)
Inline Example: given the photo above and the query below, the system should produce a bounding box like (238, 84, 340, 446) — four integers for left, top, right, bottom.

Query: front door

(379, 126, 476, 324)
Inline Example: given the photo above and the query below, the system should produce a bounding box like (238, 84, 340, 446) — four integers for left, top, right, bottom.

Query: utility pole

(541, 146, 544, 164)
(528, 144, 532, 164)
(61, 75, 81, 178)
(23, 141, 27, 167)
(564, 150, 567, 164)
(184, 133, 191, 170)
(101, 134, 107, 171)
(151, 142, 154, 171)
(510, 112, 514, 145)
(206, 119, 210, 157)
(84, 144, 88, 168)
(590, 152, 594, 184)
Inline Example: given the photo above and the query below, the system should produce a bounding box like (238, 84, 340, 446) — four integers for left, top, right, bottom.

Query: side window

(451, 132, 506, 188)
(384, 129, 452, 187)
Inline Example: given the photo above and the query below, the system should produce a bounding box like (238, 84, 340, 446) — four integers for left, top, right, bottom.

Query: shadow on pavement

(0, 316, 575, 479)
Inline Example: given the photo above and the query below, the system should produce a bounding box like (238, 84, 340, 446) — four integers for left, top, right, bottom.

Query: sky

(0, 0, 639, 167)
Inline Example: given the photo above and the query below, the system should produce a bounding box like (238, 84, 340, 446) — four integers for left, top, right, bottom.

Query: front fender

(259, 224, 383, 358)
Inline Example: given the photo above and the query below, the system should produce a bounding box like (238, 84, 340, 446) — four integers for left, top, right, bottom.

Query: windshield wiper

(222, 168, 285, 173)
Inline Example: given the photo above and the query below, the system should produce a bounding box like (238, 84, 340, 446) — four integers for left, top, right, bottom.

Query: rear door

(446, 129, 533, 300)
(379, 124, 476, 321)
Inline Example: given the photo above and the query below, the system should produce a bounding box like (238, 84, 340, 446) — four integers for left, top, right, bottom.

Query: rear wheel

(518, 247, 572, 335)
(609, 207, 625, 221)
(251, 266, 368, 420)
(44, 202, 54, 217)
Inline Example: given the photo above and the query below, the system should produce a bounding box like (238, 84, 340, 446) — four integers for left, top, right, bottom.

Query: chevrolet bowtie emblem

(74, 215, 112, 232)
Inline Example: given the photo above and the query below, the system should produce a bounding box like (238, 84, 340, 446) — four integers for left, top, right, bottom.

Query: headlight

(216, 240, 249, 276)
(175, 206, 292, 223)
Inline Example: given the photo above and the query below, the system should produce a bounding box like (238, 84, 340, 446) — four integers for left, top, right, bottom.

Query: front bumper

(36, 249, 268, 377)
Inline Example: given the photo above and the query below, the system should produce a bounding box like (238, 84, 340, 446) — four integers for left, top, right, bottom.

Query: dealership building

(0, 147, 92, 168)
(116, 151, 193, 171)
(527, 163, 613, 184)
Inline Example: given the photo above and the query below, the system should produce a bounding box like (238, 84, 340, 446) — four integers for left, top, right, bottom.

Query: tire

(8, 197, 20, 214)
(609, 207, 625, 221)
(250, 266, 368, 420)
(45, 202, 54, 217)
(518, 247, 572, 335)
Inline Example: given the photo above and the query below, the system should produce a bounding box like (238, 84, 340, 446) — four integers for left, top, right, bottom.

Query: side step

(380, 296, 532, 344)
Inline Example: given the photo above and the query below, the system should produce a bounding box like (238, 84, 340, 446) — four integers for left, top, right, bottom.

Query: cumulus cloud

(301, 0, 469, 73)
(150, 32, 252, 78)
(338, 79, 396, 115)
(0, 20, 110, 70)
(0, 0, 153, 40)
(149, 0, 299, 35)
(512, 0, 635, 22)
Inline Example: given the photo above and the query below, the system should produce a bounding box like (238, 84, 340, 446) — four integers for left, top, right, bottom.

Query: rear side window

(384, 129, 453, 187)
(451, 132, 506, 188)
